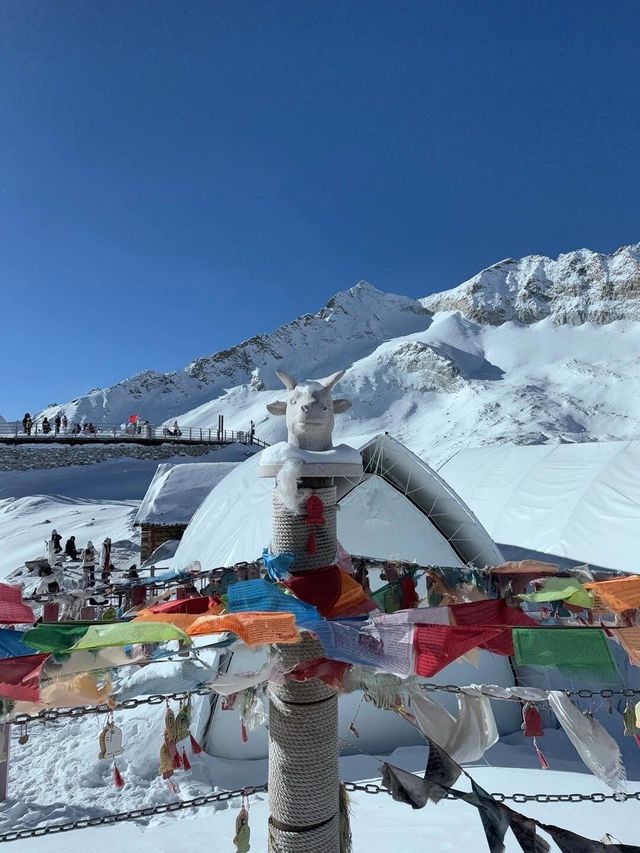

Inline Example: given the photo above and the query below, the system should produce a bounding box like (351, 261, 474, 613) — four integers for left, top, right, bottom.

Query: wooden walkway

(0, 426, 268, 449)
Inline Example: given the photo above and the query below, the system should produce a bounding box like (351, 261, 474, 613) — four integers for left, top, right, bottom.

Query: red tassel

(173, 749, 182, 769)
(181, 748, 191, 770)
(241, 720, 248, 743)
(112, 763, 125, 789)
(167, 779, 177, 795)
(306, 533, 316, 555)
(534, 742, 549, 769)
(190, 733, 203, 755)
(634, 735, 640, 749)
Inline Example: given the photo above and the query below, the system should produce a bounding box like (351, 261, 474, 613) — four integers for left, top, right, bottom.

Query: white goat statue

(266, 370, 351, 452)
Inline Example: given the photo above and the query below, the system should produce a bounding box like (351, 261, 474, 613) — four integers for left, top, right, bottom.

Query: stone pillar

(267, 482, 340, 852)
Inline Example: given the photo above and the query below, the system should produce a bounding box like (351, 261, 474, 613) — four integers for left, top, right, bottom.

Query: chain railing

(1, 780, 637, 843)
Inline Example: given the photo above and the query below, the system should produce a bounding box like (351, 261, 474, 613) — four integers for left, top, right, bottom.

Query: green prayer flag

(512, 628, 616, 675)
(23, 624, 90, 653)
(71, 621, 191, 650)
(519, 577, 593, 609)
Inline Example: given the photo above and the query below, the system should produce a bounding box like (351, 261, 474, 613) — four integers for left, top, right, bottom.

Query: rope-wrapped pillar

(268, 482, 340, 852)
(259, 367, 362, 853)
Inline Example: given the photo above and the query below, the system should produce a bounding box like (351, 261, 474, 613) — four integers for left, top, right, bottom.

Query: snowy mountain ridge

(422, 243, 640, 325)
(38, 243, 640, 468)
(40, 281, 429, 427)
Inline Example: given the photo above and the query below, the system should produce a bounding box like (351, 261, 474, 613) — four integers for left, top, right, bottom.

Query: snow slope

(0, 495, 139, 578)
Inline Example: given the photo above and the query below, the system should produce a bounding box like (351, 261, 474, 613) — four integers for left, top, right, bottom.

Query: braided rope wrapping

(268, 483, 341, 852)
(272, 487, 337, 572)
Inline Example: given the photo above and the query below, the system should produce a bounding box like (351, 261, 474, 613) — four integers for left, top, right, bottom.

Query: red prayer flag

(128, 414, 138, 424)
(283, 565, 343, 617)
(449, 598, 537, 656)
(413, 625, 505, 676)
(0, 583, 35, 625)
(148, 596, 213, 615)
(0, 653, 49, 701)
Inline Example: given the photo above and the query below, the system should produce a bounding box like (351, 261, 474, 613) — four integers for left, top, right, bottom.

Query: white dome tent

(438, 440, 640, 573)
(172, 435, 519, 759)
(172, 433, 504, 571)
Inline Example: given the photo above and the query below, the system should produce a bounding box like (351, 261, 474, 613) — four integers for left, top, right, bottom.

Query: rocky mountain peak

(421, 243, 640, 325)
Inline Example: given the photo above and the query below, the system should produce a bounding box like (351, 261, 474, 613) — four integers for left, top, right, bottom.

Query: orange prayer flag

(186, 611, 300, 646)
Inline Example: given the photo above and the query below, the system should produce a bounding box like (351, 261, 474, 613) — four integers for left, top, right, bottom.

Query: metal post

(0, 724, 9, 802)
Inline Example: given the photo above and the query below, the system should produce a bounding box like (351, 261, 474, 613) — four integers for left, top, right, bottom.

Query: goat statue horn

(275, 370, 297, 391)
(320, 370, 345, 391)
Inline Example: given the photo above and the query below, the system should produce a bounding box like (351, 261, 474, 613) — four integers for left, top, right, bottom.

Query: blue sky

(1, 0, 639, 419)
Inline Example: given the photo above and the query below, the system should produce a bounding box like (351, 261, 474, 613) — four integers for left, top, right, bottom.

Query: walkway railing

(0, 423, 268, 448)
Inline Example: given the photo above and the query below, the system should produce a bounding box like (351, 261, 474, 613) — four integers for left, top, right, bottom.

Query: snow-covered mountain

(39, 243, 640, 467)
(422, 243, 640, 325)
(39, 284, 429, 427)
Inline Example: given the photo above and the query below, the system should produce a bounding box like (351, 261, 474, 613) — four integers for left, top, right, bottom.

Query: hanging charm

(98, 711, 125, 788)
(521, 703, 548, 769)
(305, 495, 325, 526)
(18, 722, 29, 746)
(234, 788, 251, 853)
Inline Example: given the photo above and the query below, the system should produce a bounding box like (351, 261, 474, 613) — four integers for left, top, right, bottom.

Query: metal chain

(8, 681, 640, 726)
(418, 683, 640, 699)
(7, 688, 219, 725)
(343, 781, 640, 803)
(0, 784, 268, 843)
(2, 781, 637, 843)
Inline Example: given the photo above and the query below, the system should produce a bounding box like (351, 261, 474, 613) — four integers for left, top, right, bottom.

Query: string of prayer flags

(0, 628, 35, 658)
(413, 625, 505, 677)
(227, 579, 320, 622)
(381, 737, 639, 853)
(0, 653, 49, 702)
(518, 577, 593, 610)
(71, 622, 191, 651)
(584, 576, 640, 613)
(512, 628, 617, 676)
(187, 611, 300, 645)
(0, 583, 35, 625)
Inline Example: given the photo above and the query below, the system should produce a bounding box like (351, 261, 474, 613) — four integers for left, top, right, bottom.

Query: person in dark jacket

(65, 536, 78, 559)
(22, 413, 32, 435)
(54, 414, 61, 435)
(51, 529, 62, 553)
(42, 417, 51, 434)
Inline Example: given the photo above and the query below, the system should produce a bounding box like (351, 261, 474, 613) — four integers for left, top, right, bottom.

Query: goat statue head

(266, 370, 351, 451)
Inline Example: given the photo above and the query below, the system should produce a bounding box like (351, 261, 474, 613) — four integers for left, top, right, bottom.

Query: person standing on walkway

(61, 414, 68, 434)
(42, 417, 51, 434)
(54, 414, 61, 435)
(22, 413, 32, 435)
(81, 540, 96, 587)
